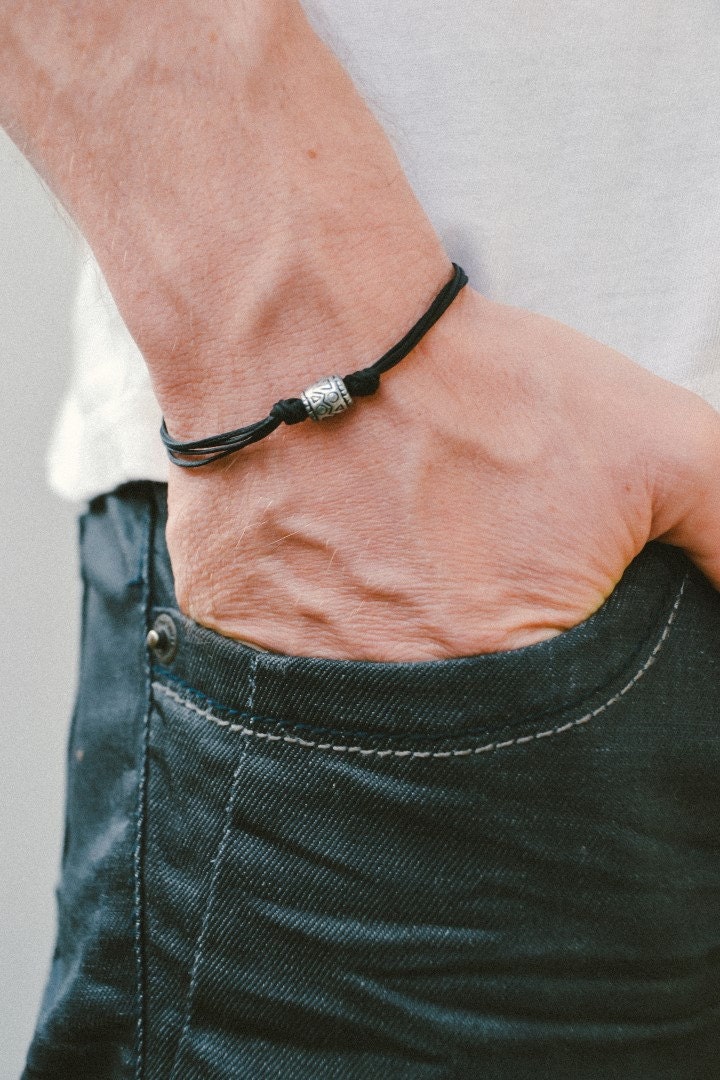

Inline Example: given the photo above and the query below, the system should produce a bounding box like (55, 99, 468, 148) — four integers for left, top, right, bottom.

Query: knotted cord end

(269, 397, 309, 425)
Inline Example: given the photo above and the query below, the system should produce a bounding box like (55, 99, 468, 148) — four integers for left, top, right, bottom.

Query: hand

(165, 285, 720, 661)
(6, 4, 716, 660)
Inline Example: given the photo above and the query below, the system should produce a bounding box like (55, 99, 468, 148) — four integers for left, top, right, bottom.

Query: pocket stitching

(167, 651, 259, 1080)
(152, 574, 687, 761)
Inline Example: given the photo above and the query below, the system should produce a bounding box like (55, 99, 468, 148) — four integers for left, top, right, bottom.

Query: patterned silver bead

(300, 375, 353, 420)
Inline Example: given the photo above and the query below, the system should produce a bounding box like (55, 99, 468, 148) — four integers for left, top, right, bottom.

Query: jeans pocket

(148, 540, 692, 756)
(142, 536, 720, 1077)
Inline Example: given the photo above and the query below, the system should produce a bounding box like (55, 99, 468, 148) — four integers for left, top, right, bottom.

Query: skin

(2, 0, 720, 660)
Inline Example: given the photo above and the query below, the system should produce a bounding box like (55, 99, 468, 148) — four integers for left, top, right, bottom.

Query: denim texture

(22, 481, 720, 1078)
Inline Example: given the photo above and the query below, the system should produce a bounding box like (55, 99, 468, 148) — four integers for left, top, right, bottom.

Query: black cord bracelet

(160, 261, 468, 468)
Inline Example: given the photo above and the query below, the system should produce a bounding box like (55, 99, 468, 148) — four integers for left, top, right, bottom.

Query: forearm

(0, 0, 448, 435)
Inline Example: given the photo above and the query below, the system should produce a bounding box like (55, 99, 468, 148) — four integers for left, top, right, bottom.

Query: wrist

(166, 282, 483, 480)
(157, 239, 453, 441)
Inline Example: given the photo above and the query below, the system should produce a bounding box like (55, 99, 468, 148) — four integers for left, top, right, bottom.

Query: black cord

(160, 261, 468, 467)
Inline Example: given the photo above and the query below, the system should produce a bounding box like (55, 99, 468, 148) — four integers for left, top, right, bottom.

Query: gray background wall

(1, 131, 82, 1080)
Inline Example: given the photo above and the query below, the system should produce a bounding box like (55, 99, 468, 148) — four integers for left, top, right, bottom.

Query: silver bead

(300, 375, 352, 421)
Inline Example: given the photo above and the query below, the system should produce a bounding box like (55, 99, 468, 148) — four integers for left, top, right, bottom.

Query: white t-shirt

(47, 1, 720, 503)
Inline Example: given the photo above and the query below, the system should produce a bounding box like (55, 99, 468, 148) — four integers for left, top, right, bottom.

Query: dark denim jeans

(22, 482, 720, 1079)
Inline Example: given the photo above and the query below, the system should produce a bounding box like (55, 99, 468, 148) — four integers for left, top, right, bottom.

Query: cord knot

(345, 368, 381, 397)
(270, 397, 309, 425)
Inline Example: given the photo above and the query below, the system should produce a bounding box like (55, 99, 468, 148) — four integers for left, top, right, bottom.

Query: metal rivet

(146, 614, 178, 664)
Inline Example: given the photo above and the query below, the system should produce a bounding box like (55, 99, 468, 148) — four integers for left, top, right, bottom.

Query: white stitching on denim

(169, 755, 250, 1080)
(134, 503, 153, 1080)
(153, 577, 686, 760)
(246, 646, 258, 711)
(168, 651, 258, 1080)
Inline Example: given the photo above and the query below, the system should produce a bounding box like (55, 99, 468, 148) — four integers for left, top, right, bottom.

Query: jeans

(22, 481, 720, 1079)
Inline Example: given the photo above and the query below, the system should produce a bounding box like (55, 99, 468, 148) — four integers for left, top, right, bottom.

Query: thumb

(648, 389, 720, 590)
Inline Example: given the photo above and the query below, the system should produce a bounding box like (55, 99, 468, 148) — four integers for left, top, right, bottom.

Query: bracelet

(160, 261, 468, 468)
